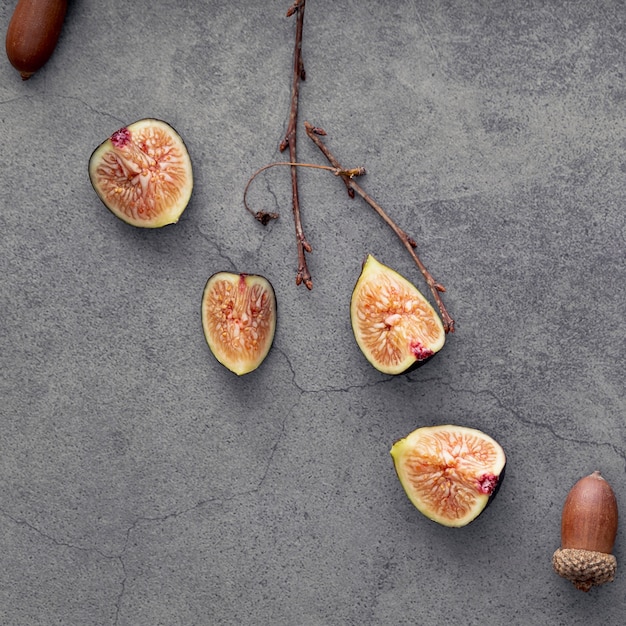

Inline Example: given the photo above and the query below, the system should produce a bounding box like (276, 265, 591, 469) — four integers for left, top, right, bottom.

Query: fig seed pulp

(201, 272, 277, 376)
(391, 425, 506, 527)
(350, 255, 445, 375)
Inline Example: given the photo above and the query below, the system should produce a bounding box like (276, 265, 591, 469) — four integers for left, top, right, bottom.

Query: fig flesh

(89, 119, 193, 228)
(350, 255, 445, 375)
(201, 272, 276, 376)
(391, 425, 506, 527)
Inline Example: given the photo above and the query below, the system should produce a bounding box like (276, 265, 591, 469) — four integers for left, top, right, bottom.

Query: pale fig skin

(5, 0, 68, 80)
(561, 471, 618, 554)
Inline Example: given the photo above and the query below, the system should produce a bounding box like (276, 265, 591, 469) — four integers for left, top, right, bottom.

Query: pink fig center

(410, 340, 434, 362)
(477, 473, 499, 495)
(111, 127, 132, 148)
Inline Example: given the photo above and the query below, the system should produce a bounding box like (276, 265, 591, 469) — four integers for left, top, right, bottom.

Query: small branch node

(257, 211, 279, 225)
(333, 167, 365, 179)
(286, 0, 304, 17)
(308, 124, 326, 136)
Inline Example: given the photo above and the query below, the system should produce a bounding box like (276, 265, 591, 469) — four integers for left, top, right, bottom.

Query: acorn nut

(552, 471, 618, 591)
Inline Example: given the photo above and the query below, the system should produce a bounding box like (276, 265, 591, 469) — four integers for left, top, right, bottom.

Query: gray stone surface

(1, 1, 625, 624)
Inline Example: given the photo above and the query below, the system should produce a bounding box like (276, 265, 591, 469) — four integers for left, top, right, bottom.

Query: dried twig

(304, 121, 455, 333)
(244, 161, 365, 219)
(246, 1, 310, 283)
(282, 0, 311, 288)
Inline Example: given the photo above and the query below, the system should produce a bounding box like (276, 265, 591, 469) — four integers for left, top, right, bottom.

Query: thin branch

(244, 161, 365, 220)
(304, 121, 455, 333)
(280, 0, 311, 288)
(303, 125, 356, 199)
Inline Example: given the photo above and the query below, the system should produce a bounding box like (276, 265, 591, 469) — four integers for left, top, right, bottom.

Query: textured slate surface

(1, 1, 625, 624)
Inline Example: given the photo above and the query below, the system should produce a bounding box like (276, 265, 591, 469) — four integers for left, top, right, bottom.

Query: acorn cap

(552, 547, 617, 592)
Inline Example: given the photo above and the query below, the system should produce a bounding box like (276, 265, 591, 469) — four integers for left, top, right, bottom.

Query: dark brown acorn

(552, 471, 618, 591)
(5, 0, 67, 80)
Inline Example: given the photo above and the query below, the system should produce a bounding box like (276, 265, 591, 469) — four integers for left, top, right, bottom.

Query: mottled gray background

(1, 1, 625, 624)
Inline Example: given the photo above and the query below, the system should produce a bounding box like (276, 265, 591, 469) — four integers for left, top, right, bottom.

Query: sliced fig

(201, 272, 276, 376)
(350, 255, 445, 375)
(88, 118, 193, 228)
(391, 425, 506, 527)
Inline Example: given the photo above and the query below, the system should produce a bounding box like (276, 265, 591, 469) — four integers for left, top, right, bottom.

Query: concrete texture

(1, 0, 625, 624)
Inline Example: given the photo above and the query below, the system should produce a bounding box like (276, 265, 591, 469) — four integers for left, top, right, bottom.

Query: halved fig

(391, 425, 506, 527)
(201, 272, 276, 375)
(350, 255, 445, 375)
(88, 118, 193, 228)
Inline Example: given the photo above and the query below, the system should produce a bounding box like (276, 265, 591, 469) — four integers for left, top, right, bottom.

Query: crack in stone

(422, 378, 626, 470)
(110, 401, 294, 622)
(0, 93, 126, 128)
(262, 170, 282, 217)
(247, 405, 291, 497)
(48, 94, 127, 127)
(7, 355, 622, 622)
(1, 508, 126, 624)
(0, 509, 117, 560)
(0, 94, 35, 107)
(194, 224, 238, 271)
(272, 346, 304, 394)
(273, 344, 400, 395)
(113, 554, 126, 626)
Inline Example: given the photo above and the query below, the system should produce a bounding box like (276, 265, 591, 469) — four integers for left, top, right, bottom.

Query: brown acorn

(5, 0, 68, 80)
(552, 471, 618, 591)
